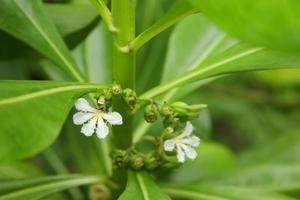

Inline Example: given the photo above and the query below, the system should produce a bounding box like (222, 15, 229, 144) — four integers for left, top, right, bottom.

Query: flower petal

(182, 136, 200, 147)
(181, 144, 197, 160)
(178, 121, 193, 138)
(164, 139, 176, 151)
(176, 145, 185, 163)
(96, 117, 109, 139)
(103, 112, 123, 125)
(81, 117, 97, 136)
(75, 98, 95, 112)
(73, 112, 94, 125)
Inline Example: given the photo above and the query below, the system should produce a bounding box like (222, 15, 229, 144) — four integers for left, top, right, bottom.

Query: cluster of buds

(112, 149, 161, 171)
(98, 82, 138, 110)
(144, 101, 206, 130)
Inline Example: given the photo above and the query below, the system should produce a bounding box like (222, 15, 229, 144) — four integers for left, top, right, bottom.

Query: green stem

(89, 0, 117, 32)
(111, 0, 136, 193)
(111, 0, 136, 149)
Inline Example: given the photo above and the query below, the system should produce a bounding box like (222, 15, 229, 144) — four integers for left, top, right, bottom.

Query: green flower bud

(144, 104, 159, 123)
(130, 154, 144, 170)
(166, 127, 174, 133)
(144, 154, 160, 171)
(170, 101, 189, 115)
(159, 104, 173, 117)
(113, 150, 128, 169)
(189, 104, 207, 111)
(98, 95, 106, 105)
(122, 88, 137, 109)
(111, 83, 122, 96)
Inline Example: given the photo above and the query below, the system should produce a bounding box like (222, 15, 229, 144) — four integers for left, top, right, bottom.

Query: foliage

(1, 0, 300, 199)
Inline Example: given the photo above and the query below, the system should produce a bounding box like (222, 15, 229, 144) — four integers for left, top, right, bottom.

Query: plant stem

(111, 0, 136, 192)
(89, 0, 117, 32)
(111, 0, 136, 149)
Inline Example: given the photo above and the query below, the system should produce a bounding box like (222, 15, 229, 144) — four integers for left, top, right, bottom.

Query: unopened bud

(144, 154, 159, 171)
(160, 104, 172, 116)
(113, 150, 128, 169)
(166, 127, 174, 133)
(130, 154, 144, 170)
(98, 96, 106, 105)
(111, 83, 122, 96)
(122, 88, 137, 109)
(144, 104, 159, 123)
(189, 104, 207, 111)
(170, 101, 189, 115)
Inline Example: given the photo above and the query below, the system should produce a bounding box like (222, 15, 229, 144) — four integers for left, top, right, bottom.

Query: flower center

(94, 109, 104, 118)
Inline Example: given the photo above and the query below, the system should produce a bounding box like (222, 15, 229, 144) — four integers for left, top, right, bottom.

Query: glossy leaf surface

(0, 81, 101, 161)
(119, 171, 170, 200)
(188, 0, 300, 52)
(0, 0, 83, 81)
(0, 175, 100, 200)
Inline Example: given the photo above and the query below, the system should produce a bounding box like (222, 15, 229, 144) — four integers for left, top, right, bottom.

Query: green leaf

(0, 175, 101, 200)
(0, 80, 102, 161)
(141, 14, 300, 99)
(158, 13, 233, 101)
(0, 162, 41, 179)
(118, 171, 171, 200)
(130, 0, 197, 51)
(0, 0, 84, 81)
(212, 164, 300, 192)
(44, 2, 99, 48)
(168, 142, 236, 183)
(73, 22, 113, 84)
(239, 130, 300, 165)
(163, 185, 296, 200)
(188, 0, 300, 52)
(161, 14, 230, 83)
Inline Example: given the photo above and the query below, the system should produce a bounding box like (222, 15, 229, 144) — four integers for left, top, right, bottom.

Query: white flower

(73, 98, 123, 139)
(164, 121, 200, 163)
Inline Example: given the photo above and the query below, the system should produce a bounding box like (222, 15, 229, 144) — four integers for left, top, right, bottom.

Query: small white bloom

(73, 98, 123, 139)
(164, 121, 200, 163)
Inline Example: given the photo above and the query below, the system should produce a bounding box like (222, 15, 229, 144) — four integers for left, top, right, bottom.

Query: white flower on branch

(73, 98, 123, 139)
(164, 121, 200, 163)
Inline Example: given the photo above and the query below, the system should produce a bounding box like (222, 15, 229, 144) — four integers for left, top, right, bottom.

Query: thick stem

(112, 0, 136, 149)
(111, 0, 136, 194)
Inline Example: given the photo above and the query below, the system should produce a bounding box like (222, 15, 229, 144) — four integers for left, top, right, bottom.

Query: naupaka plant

(2, 0, 300, 199)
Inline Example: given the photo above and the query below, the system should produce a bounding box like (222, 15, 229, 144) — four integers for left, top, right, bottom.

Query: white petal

(181, 144, 197, 160)
(182, 136, 200, 147)
(103, 112, 123, 125)
(96, 117, 109, 139)
(73, 112, 94, 125)
(75, 98, 95, 112)
(81, 117, 97, 136)
(176, 145, 185, 163)
(164, 139, 176, 151)
(178, 121, 193, 138)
